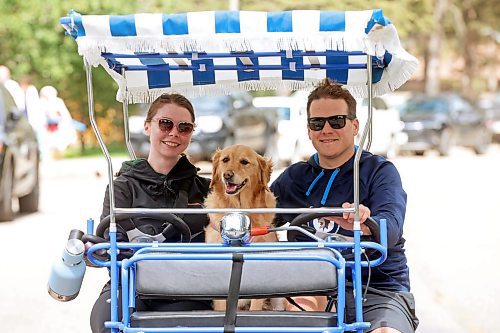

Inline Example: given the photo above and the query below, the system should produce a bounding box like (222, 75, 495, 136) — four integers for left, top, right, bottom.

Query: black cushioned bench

(130, 248, 341, 328)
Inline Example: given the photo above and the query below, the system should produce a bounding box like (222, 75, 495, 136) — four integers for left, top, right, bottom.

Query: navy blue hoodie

(270, 150, 410, 292)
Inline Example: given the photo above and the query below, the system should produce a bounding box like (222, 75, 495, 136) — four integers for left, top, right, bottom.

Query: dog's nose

(223, 171, 234, 180)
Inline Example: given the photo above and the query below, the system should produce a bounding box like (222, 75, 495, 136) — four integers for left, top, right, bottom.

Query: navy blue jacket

(270, 150, 410, 292)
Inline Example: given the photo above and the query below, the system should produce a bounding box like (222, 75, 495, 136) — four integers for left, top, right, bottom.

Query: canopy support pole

(84, 60, 115, 222)
(121, 70, 137, 160)
(84, 60, 120, 331)
(351, 54, 374, 330)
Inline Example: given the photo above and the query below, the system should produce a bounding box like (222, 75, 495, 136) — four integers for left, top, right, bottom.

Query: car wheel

(414, 150, 425, 156)
(473, 131, 491, 155)
(19, 158, 40, 213)
(0, 162, 14, 222)
(438, 129, 451, 156)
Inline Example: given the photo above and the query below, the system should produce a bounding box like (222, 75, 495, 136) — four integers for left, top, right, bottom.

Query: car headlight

(196, 116, 224, 133)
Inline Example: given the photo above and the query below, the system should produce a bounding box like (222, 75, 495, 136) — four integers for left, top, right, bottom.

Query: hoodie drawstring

(321, 168, 339, 205)
(306, 153, 340, 205)
(306, 169, 324, 196)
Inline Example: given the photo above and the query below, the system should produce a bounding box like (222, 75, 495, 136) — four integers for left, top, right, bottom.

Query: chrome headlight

(220, 213, 250, 243)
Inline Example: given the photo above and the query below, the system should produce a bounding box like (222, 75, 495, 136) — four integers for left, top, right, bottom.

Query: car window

(277, 107, 291, 120)
(452, 97, 473, 114)
(192, 96, 230, 115)
(402, 98, 449, 115)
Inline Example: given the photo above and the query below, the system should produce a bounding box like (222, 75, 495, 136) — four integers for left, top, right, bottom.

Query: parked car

(477, 92, 500, 143)
(0, 83, 40, 221)
(129, 92, 278, 162)
(399, 93, 492, 156)
(356, 95, 407, 158)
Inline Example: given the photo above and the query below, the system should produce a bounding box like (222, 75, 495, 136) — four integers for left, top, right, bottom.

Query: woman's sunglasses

(151, 118, 195, 135)
(307, 114, 356, 131)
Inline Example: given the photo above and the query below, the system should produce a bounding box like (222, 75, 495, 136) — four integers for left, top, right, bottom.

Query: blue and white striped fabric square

(61, 9, 418, 102)
(74, 10, 377, 38)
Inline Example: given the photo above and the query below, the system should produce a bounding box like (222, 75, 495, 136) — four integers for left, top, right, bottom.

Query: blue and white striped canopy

(61, 9, 418, 103)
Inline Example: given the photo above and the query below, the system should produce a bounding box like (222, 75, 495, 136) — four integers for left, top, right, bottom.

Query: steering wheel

(91, 212, 192, 243)
(286, 213, 381, 260)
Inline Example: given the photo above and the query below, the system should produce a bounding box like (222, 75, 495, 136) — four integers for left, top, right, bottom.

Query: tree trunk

(461, 0, 478, 99)
(425, 0, 448, 96)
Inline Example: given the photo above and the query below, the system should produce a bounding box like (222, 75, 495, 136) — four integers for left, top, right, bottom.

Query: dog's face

(210, 145, 273, 196)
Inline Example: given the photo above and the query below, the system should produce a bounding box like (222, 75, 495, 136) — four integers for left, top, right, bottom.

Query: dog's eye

(222, 157, 229, 163)
(240, 159, 249, 165)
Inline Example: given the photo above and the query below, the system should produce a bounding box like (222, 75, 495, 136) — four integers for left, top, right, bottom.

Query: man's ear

(352, 118, 359, 136)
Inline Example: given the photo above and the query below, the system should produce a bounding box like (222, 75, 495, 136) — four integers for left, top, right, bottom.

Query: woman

(90, 93, 212, 333)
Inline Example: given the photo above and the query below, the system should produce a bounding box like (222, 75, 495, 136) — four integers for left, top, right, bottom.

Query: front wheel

(19, 159, 40, 213)
(473, 131, 491, 155)
(0, 162, 14, 222)
(438, 129, 451, 156)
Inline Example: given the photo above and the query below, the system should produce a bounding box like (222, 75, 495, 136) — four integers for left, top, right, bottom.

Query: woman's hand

(327, 202, 372, 235)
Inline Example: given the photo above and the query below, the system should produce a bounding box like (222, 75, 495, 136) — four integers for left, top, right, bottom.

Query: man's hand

(327, 202, 372, 235)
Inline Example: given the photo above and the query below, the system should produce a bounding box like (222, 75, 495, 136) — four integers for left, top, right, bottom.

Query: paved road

(0, 145, 499, 332)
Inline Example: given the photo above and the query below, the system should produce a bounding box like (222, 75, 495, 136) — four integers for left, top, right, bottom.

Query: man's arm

(366, 161, 407, 247)
(325, 161, 406, 246)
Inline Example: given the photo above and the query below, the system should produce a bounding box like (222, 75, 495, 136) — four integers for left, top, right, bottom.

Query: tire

(19, 159, 39, 213)
(473, 132, 491, 155)
(0, 162, 14, 222)
(438, 129, 451, 156)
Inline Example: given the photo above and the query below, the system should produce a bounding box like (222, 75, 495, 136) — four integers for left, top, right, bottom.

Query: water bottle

(47, 229, 87, 302)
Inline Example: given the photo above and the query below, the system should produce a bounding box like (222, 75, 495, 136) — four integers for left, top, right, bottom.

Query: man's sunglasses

(150, 118, 195, 135)
(307, 114, 356, 131)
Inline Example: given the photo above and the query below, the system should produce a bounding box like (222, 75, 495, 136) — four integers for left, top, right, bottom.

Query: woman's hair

(306, 79, 357, 118)
(145, 93, 195, 122)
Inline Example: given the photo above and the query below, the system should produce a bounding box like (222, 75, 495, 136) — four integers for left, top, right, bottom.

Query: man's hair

(306, 79, 357, 118)
(146, 93, 195, 122)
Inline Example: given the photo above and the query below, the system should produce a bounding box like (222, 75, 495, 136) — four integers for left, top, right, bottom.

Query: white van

(253, 92, 314, 166)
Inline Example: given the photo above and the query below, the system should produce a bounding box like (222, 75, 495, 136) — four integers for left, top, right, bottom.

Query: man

(270, 79, 418, 333)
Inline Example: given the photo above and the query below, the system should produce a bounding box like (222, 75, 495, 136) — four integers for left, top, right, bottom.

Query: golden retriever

(204, 144, 282, 311)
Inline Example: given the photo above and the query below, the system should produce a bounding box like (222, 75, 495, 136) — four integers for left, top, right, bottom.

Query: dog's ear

(209, 149, 222, 189)
(258, 155, 273, 188)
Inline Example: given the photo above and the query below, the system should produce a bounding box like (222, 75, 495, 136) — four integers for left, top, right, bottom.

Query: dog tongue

(226, 183, 238, 193)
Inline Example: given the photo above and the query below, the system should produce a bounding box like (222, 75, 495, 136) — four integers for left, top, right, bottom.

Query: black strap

(163, 179, 192, 241)
(172, 178, 192, 218)
(285, 296, 308, 312)
(224, 253, 244, 333)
